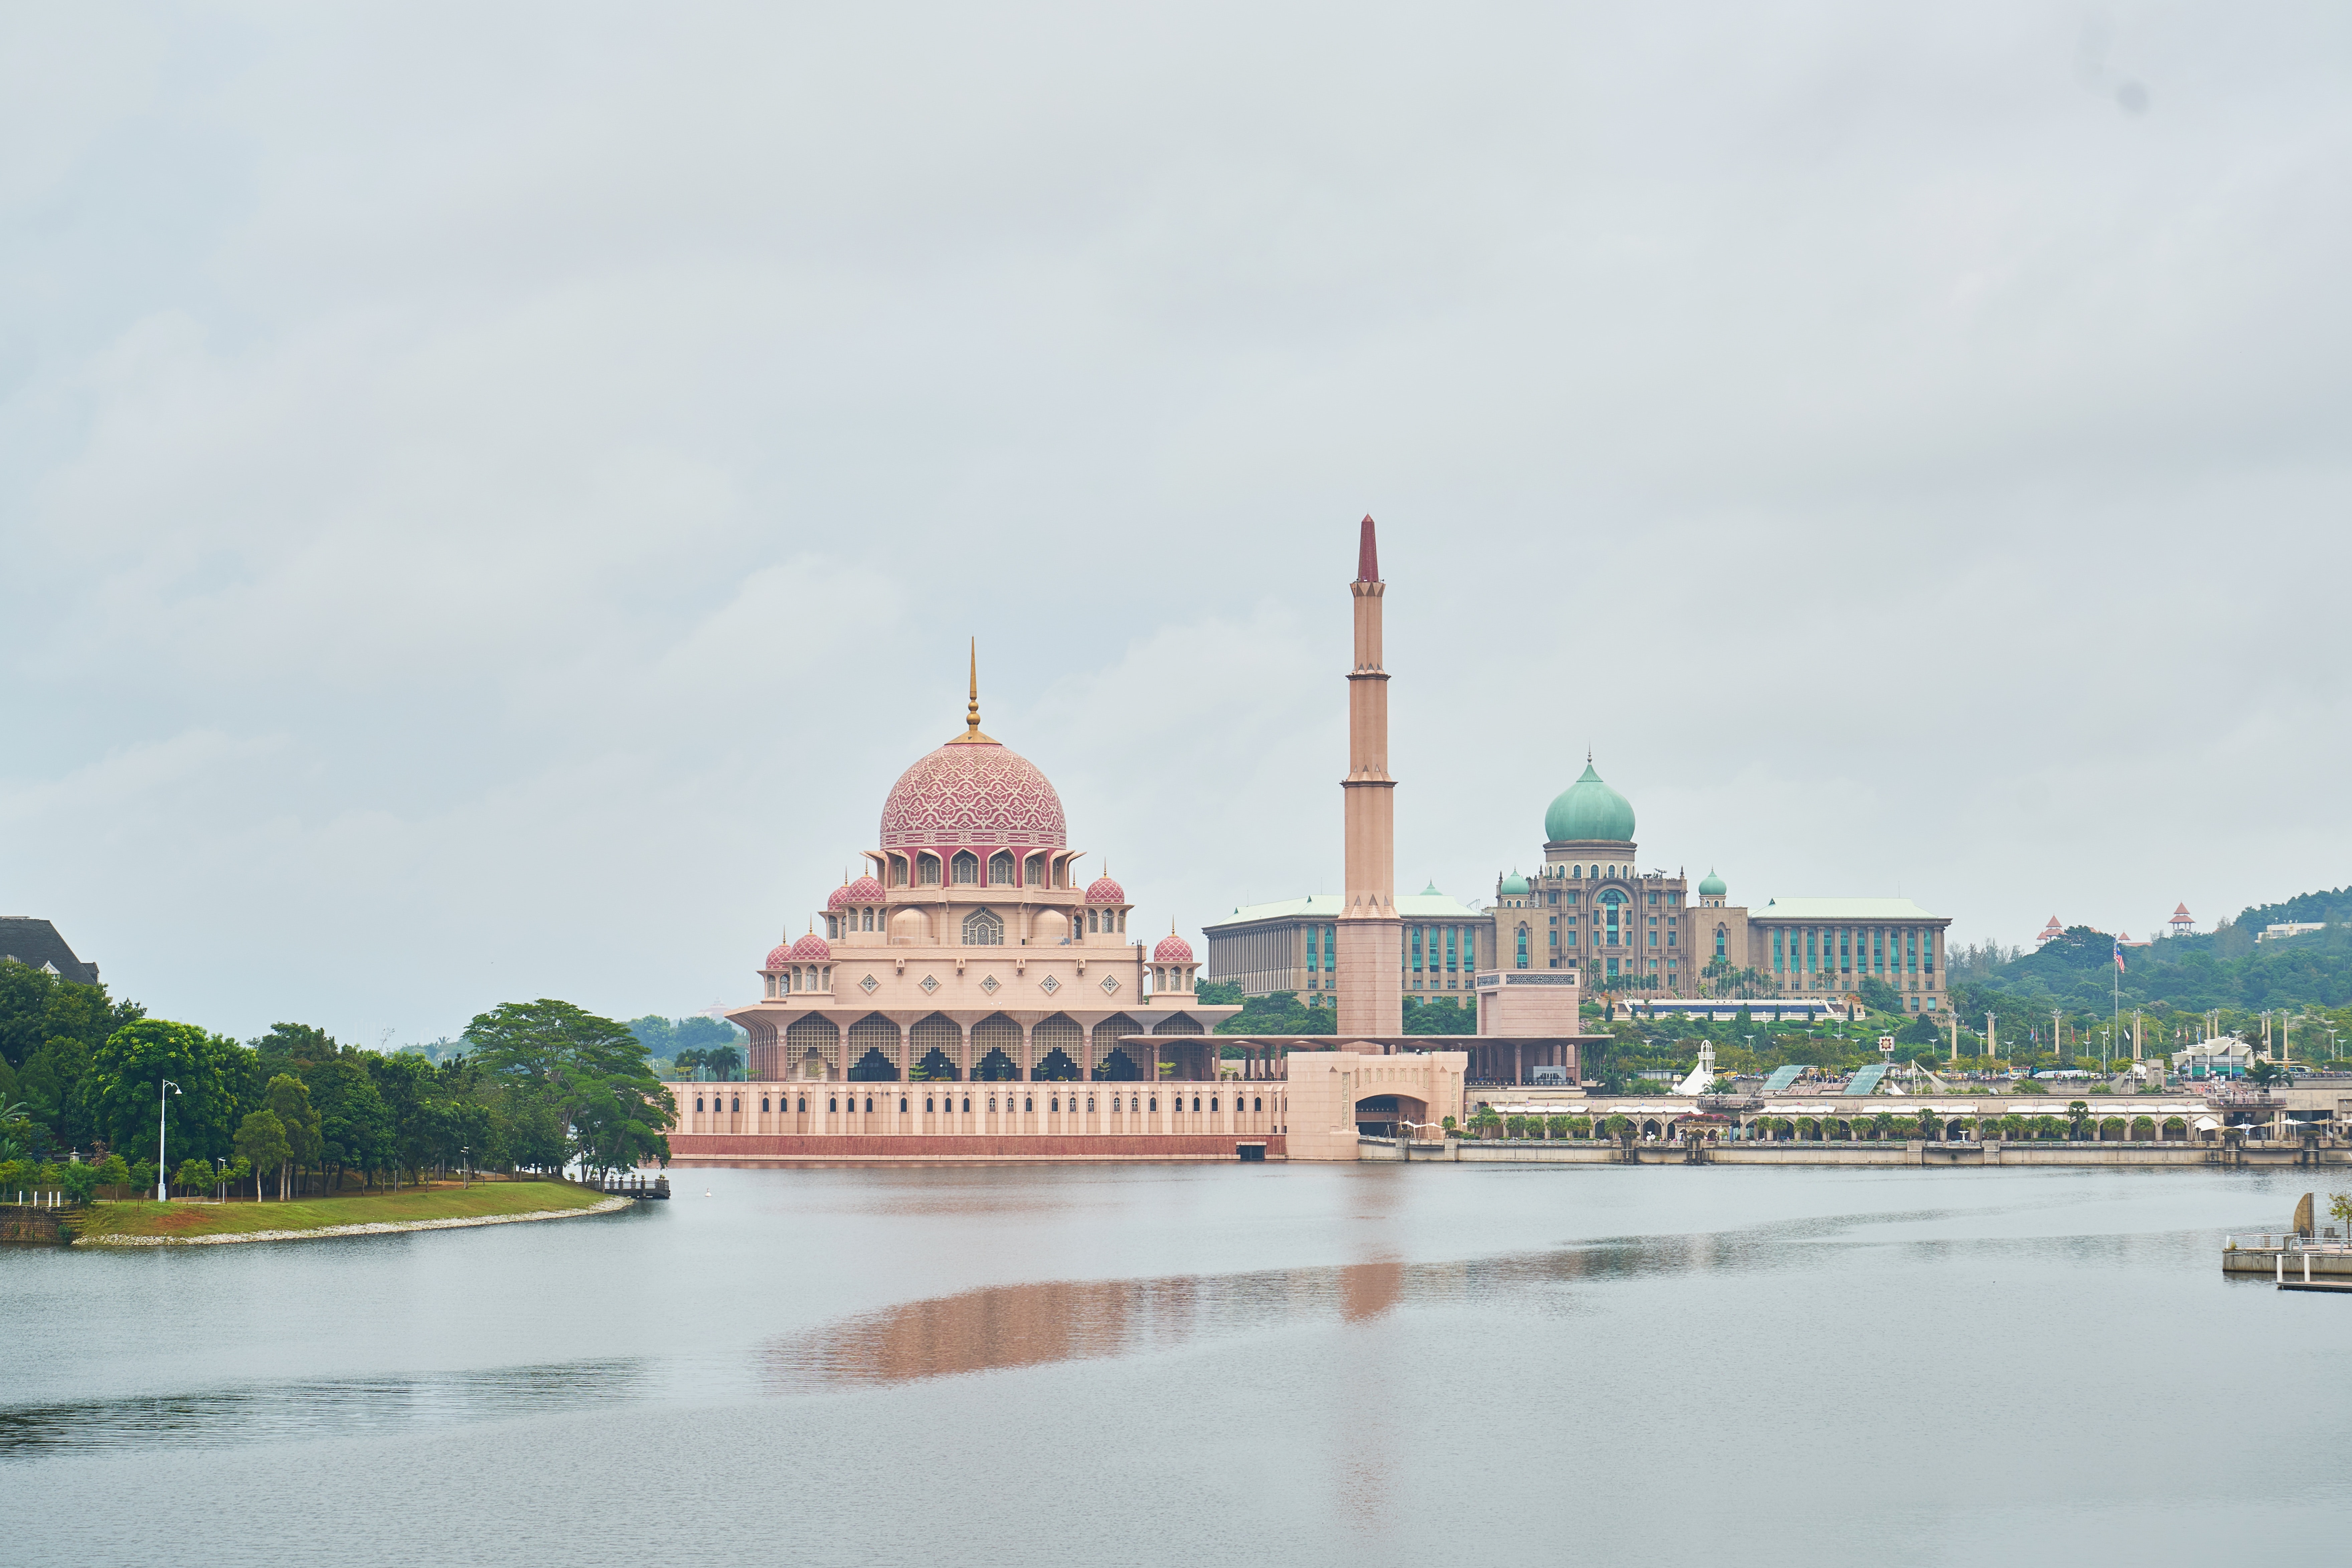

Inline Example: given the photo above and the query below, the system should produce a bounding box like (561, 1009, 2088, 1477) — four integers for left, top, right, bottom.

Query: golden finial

(949, 635, 995, 743)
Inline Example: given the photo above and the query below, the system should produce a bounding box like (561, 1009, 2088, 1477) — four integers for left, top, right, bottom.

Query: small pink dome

(826, 874, 885, 909)
(1084, 876, 1126, 904)
(763, 944, 793, 970)
(1153, 932, 1194, 962)
(788, 932, 832, 961)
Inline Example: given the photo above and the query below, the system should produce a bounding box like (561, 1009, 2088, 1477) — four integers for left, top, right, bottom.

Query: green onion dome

(1697, 868, 1727, 897)
(1543, 761, 1635, 844)
(1499, 870, 1531, 896)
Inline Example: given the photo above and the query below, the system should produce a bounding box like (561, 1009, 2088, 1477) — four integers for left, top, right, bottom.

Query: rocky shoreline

(75, 1193, 634, 1246)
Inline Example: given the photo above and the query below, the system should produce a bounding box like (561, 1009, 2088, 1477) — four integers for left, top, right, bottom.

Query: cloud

(5, 1, 2350, 1035)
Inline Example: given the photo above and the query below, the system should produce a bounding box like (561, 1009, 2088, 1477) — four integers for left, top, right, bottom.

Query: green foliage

(1195, 980, 1245, 1006)
(1213, 991, 1337, 1035)
(172, 1156, 214, 1191)
(1401, 997, 1476, 1035)
(234, 1109, 289, 1198)
(1856, 976, 1905, 1014)
(463, 999, 674, 1176)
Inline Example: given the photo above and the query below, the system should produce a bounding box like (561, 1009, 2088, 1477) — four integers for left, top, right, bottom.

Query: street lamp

(461, 1146, 471, 1188)
(156, 1078, 180, 1201)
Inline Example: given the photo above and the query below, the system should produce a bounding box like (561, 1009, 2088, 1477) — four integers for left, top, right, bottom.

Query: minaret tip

(1356, 515, 1379, 582)
(950, 635, 995, 743)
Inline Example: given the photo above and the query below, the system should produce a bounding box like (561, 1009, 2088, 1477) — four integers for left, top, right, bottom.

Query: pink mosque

(666, 519, 1571, 1164)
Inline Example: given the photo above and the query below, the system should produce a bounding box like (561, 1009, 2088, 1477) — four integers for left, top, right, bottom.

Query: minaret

(1336, 515, 1402, 1038)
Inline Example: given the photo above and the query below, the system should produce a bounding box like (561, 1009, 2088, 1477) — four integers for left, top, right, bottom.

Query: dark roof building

(0, 918, 100, 985)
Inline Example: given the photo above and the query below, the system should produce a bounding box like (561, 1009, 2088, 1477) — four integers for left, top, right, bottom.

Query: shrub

(1544, 1116, 1570, 1139)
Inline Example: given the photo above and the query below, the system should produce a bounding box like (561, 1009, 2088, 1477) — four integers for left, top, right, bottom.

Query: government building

(1207, 759, 1953, 1014)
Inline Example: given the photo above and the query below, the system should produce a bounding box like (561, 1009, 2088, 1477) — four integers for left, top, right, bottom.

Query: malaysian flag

(2114, 937, 2126, 973)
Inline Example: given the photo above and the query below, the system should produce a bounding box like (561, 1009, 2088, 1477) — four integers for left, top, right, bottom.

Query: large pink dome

(879, 740, 1066, 850)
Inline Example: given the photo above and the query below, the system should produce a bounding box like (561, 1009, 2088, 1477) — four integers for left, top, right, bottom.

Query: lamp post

(156, 1078, 180, 1201)
(462, 1146, 471, 1188)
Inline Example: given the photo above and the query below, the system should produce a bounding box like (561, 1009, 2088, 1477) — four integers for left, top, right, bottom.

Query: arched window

(925, 1096, 935, 1112)
(1573, 865, 1582, 878)
(828, 1096, 837, 1112)
(988, 851, 1015, 885)
(1086, 1096, 1096, 1112)
(1050, 1096, 1060, 1112)
(1149, 1097, 1158, 1112)
(961, 1097, 971, 1113)
(797, 1097, 806, 1113)
(1210, 1097, 1219, 1112)
(861, 908, 875, 931)
(760, 1096, 770, 1111)
(864, 1096, 873, 1113)
(951, 850, 980, 884)
(730, 1097, 740, 1112)
(1024, 1096, 1033, 1112)
(694, 1096, 704, 1112)
(1024, 854, 1046, 885)
(1715, 924, 1727, 959)
(1516, 924, 1530, 969)
(963, 908, 1005, 945)
(1254, 1097, 1262, 1112)
(916, 853, 941, 886)
(899, 1096, 909, 1113)
(1088, 909, 1100, 933)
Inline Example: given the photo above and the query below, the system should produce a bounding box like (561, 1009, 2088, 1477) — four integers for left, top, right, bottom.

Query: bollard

(2305, 1252, 2312, 1284)
(2277, 1252, 2285, 1283)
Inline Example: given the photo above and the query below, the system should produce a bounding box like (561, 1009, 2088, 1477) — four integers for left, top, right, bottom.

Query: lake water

(4, 1164, 2346, 1566)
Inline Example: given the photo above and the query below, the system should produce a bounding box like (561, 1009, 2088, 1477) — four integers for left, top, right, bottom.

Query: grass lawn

(68, 1179, 615, 1240)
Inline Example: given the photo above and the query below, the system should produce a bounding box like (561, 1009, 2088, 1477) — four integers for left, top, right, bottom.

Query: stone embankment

(74, 1194, 633, 1246)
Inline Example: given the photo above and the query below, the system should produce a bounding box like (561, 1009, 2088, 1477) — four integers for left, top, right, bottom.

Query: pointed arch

(846, 1013, 899, 1081)
(785, 1015, 840, 1081)
(909, 1012, 962, 1080)
(972, 1012, 1021, 1080)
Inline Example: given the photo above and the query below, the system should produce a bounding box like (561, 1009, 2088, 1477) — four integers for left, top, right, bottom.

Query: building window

(1025, 853, 1046, 885)
(1648, 892, 1658, 906)
(963, 908, 1004, 945)
(1666, 927, 1676, 947)
(1715, 925, 1726, 959)
(988, 851, 1015, 885)
(1516, 925, 1530, 968)
(1648, 929, 1658, 947)
(1549, 929, 1558, 947)
(1547, 891, 1558, 906)
(1307, 923, 1319, 972)
(917, 853, 941, 886)
(952, 850, 980, 885)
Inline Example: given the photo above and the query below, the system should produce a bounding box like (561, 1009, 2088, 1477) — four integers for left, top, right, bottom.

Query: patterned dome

(762, 943, 793, 970)
(1085, 875, 1127, 904)
(788, 932, 832, 961)
(879, 739, 1066, 850)
(1153, 931, 1194, 962)
(828, 875, 885, 909)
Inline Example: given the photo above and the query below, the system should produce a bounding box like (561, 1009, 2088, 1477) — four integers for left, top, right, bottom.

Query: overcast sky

(5, 3, 2350, 1043)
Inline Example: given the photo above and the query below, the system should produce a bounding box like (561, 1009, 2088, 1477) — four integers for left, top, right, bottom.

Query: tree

(463, 1000, 673, 1177)
(2247, 1057, 2287, 1088)
(86, 1018, 248, 1172)
(171, 1156, 212, 1194)
(1856, 977, 1905, 1014)
(234, 1110, 288, 1201)
(2066, 1100, 2092, 1138)
(265, 1076, 321, 1199)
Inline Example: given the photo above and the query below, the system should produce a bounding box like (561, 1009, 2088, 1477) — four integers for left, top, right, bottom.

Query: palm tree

(2066, 1100, 2091, 1138)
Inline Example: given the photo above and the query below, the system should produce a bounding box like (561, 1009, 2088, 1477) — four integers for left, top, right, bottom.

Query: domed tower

(1151, 925, 1198, 997)
(1697, 869, 1728, 908)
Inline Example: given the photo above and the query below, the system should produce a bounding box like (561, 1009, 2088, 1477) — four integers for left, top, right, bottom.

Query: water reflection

(0, 1357, 648, 1460)
(766, 1213, 2214, 1390)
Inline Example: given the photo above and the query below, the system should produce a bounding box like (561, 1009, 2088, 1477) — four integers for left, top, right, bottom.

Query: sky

(5, 2, 2351, 1044)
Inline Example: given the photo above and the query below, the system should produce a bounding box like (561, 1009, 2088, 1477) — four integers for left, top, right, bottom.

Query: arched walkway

(971, 1013, 1020, 1081)
(1033, 1013, 1082, 1081)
